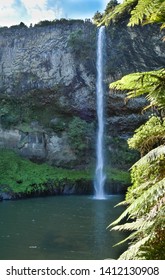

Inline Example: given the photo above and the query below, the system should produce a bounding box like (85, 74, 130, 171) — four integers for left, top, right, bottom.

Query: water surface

(0, 195, 127, 259)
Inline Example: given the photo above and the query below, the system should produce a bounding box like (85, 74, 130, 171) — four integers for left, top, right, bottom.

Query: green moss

(68, 29, 96, 61)
(0, 96, 21, 128)
(0, 149, 130, 197)
(0, 149, 94, 196)
(0, 85, 67, 129)
(68, 117, 94, 156)
(16, 123, 37, 133)
(106, 167, 131, 185)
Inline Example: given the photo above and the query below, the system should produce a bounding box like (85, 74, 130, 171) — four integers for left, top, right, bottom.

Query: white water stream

(94, 26, 106, 199)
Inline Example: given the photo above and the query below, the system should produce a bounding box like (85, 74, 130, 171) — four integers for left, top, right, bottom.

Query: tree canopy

(93, 0, 119, 25)
(99, 0, 165, 28)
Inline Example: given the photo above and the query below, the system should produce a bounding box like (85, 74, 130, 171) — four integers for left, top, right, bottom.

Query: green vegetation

(106, 167, 130, 184)
(0, 149, 129, 198)
(125, 0, 165, 28)
(106, 0, 165, 260)
(0, 95, 21, 129)
(0, 85, 65, 129)
(128, 116, 165, 156)
(68, 29, 96, 61)
(1, 19, 87, 29)
(110, 69, 165, 110)
(107, 137, 139, 169)
(34, 19, 86, 27)
(0, 149, 90, 196)
(93, 0, 119, 25)
(68, 117, 94, 156)
(10, 22, 28, 29)
(94, 0, 137, 25)
(96, 0, 165, 27)
(110, 147, 165, 259)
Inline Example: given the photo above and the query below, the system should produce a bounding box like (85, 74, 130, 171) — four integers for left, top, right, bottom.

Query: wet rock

(0, 21, 164, 168)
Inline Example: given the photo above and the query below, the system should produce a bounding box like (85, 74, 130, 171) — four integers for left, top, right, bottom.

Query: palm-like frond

(111, 218, 149, 232)
(132, 145, 165, 166)
(128, 0, 165, 28)
(110, 69, 165, 110)
(99, 0, 138, 26)
(128, 116, 165, 155)
(119, 236, 150, 260)
(110, 178, 165, 226)
(105, 0, 165, 260)
(110, 194, 165, 259)
(100, 0, 165, 29)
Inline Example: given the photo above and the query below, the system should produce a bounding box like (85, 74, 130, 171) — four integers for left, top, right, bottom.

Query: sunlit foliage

(106, 0, 165, 260)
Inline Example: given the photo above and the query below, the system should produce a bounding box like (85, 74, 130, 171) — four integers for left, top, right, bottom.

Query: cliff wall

(0, 20, 165, 169)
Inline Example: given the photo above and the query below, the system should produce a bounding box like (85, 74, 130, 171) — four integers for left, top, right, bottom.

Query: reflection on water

(0, 195, 127, 260)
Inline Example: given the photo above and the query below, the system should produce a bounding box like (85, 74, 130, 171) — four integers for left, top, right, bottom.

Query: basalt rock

(0, 20, 164, 168)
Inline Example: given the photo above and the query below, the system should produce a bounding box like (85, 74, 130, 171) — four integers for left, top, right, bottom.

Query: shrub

(68, 117, 94, 155)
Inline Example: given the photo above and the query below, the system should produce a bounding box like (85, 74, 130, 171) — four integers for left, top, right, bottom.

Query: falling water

(94, 26, 106, 199)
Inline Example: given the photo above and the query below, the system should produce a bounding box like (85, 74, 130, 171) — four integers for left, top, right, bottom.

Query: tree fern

(132, 145, 165, 165)
(127, 116, 165, 155)
(110, 69, 165, 110)
(99, 0, 138, 26)
(104, 0, 165, 260)
(128, 0, 165, 27)
(110, 177, 165, 225)
(118, 236, 151, 260)
(100, 0, 165, 28)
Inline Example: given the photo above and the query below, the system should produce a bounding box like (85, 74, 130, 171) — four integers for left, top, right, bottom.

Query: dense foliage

(93, 0, 119, 25)
(106, 0, 165, 259)
(108, 119, 165, 259)
(110, 144, 165, 259)
(110, 69, 165, 110)
(34, 19, 86, 27)
(0, 149, 130, 198)
(128, 116, 165, 156)
(68, 117, 94, 156)
(0, 149, 92, 196)
(98, 0, 165, 27)
(68, 29, 96, 63)
(96, 0, 138, 25)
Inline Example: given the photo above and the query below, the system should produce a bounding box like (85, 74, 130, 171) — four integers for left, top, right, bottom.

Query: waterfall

(94, 26, 106, 200)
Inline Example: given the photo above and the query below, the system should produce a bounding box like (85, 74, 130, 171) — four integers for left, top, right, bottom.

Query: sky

(0, 0, 123, 27)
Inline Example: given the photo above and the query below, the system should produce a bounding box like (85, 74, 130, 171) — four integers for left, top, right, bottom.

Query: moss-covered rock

(0, 149, 130, 199)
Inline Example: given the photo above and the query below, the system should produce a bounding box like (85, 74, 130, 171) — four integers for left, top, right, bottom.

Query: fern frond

(145, 1, 165, 26)
(148, 197, 165, 224)
(128, 0, 165, 27)
(119, 236, 150, 260)
(111, 218, 148, 232)
(128, 0, 153, 26)
(126, 181, 152, 204)
(133, 145, 165, 167)
(128, 116, 165, 155)
(161, 22, 165, 29)
(110, 178, 165, 227)
(131, 145, 165, 169)
(114, 200, 129, 207)
(99, 0, 138, 26)
(110, 69, 165, 110)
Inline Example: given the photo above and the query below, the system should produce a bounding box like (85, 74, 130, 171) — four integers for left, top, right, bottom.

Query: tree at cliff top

(93, 0, 119, 24)
(99, 0, 165, 27)
(104, 0, 165, 259)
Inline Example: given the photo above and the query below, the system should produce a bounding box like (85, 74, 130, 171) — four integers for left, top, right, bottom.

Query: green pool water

(0, 195, 127, 260)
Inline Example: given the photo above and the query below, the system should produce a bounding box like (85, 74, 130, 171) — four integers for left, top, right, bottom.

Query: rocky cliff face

(0, 20, 165, 168)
